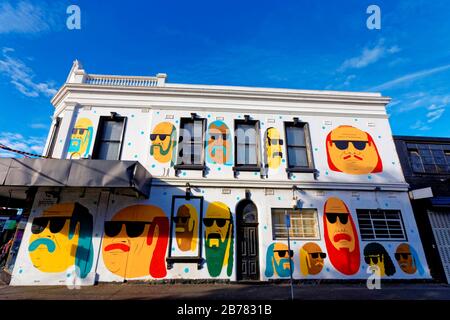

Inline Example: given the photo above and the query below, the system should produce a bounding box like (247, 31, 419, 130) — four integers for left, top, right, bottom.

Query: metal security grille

(271, 208, 320, 240)
(428, 210, 450, 283)
(356, 209, 407, 241)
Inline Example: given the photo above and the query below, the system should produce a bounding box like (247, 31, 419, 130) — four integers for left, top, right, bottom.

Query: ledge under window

(286, 167, 317, 173)
(232, 165, 262, 172)
(174, 164, 206, 171)
(166, 257, 204, 270)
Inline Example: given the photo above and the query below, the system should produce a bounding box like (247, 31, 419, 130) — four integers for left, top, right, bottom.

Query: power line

(0, 143, 48, 159)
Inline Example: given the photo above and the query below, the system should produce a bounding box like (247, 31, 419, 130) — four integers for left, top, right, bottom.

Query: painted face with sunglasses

(326, 126, 382, 175)
(174, 204, 198, 252)
(207, 121, 232, 165)
(150, 122, 177, 164)
(102, 205, 169, 279)
(265, 243, 294, 278)
(300, 242, 326, 276)
(323, 197, 361, 275)
(28, 203, 80, 273)
(68, 118, 93, 159)
(395, 243, 417, 274)
(265, 127, 283, 169)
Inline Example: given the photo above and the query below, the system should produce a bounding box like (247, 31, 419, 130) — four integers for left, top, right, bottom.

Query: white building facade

(10, 61, 430, 285)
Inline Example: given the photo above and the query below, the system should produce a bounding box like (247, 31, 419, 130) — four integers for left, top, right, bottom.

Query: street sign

(285, 212, 291, 228)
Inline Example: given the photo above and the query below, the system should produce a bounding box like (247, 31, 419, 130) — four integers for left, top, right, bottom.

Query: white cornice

(51, 83, 391, 110)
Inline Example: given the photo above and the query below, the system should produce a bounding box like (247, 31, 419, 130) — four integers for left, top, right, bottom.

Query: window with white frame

(271, 208, 320, 240)
(356, 209, 407, 241)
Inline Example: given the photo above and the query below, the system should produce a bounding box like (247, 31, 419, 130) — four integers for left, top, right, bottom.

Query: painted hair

(265, 243, 276, 277)
(409, 245, 425, 276)
(68, 202, 93, 279)
(147, 216, 169, 278)
(363, 242, 396, 276)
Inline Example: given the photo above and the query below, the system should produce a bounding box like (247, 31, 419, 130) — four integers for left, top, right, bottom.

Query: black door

(236, 200, 259, 280)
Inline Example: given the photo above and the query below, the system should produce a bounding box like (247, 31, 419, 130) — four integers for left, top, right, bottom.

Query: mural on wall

(28, 202, 94, 278)
(299, 242, 327, 276)
(203, 201, 234, 277)
(363, 243, 396, 276)
(68, 118, 94, 159)
(206, 120, 232, 166)
(265, 243, 294, 278)
(326, 125, 383, 175)
(150, 122, 177, 166)
(395, 243, 425, 275)
(323, 197, 360, 275)
(102, 205, 169, 279)
(264, 127, 283, 169)
(174, 204, 198, 252)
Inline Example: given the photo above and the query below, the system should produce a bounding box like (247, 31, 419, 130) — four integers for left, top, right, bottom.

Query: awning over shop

(0, 158, 152, 199)
(430, 197, 450, 208)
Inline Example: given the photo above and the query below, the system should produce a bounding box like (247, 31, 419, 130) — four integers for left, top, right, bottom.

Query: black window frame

(406, 143, 450, 175)
(284, 120, 316, 173)
(92, 115, 127, 160)
(46, 117, 61, 158)
(174, 116, 207, 171)
(233, 118, 262, 172)
(356, 209, 408, 241)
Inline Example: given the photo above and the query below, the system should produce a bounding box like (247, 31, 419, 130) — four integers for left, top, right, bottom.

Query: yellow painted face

(102, 205, 166, 278)
(174, 204, 198, 252)
(150, 122, 176, 163)
(266, 128, 283, 169)
(273, 243, 292, 271)
(28, 204, 79, 273)
(396, 243, 416, 274)
(327, 126, 381, 175)
(68, 118, 93, 159)
(366, 254, 386, 276)
(324, 197, 356, 252)
(204, 202, 231, 248)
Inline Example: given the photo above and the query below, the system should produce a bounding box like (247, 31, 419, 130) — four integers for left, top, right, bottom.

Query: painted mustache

(105, 243, 130, 252)
(343, 155, 363, 160)
(207, 233, 221, 240)
(211, 146, 227, 156)
(334, 233, 351, 242)
(29, 238, 56, 253)
(272, 152, 282, 157)
(277, 258, 292, 270)
(150, 143, 171, 156)
(68, 138, 82, 152)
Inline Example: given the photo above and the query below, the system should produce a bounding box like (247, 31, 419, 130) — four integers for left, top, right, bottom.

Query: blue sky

(0, 0, 449, 156)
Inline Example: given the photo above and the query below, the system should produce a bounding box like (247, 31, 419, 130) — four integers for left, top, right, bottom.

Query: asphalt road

(0, 282, 449, 300)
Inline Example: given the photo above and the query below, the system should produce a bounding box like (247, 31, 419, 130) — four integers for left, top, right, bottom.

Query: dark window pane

(102, 121, 123, 141)
(98, 142, 120, 160)
(286, 126, 305, 146)
(288, 147, 308, 167)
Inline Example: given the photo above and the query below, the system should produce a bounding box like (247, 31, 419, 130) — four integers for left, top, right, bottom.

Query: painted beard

(275, 258, 292, 277)
(68, 138, 82, 152)
(150, 143, 171, 156)
(205, 230, 230, 277)
(176, 227, 194, 251)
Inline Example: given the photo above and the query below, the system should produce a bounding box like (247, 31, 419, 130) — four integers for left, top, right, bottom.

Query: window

(271, 208, 320, 240)
(284, 121, 314, 172)
(407, 143, 450, 174)
(46, 117, 61, 158)
(176, 117, 205, 167)
(234, 119, 261, 168)
(92, 116, 126, 160)
(356, 209, 407, 241)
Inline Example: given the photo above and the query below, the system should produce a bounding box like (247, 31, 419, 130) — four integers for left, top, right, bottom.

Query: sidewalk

(0, 282, 449, 300)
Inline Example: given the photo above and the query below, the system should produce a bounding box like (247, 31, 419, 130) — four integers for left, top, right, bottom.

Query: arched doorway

(236, 199, 260, 280)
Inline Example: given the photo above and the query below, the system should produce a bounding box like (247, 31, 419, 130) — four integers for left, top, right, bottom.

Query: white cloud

(369, 64, 450, 91)
(30, 123, 49, 129)
(0, 47, 57, 97)
(0, 132, 46, 157)
(339, 39, 400, 72)
(0, 1, 51, 34)
(410, 120, 431, 131)
(426, 108, 445, 123)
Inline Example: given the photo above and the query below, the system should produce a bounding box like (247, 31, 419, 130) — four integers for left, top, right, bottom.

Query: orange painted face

(102, 205, 168, 279)
(326, 126, 382, 175)
(395, 243, 416, 274)
(174, 204, 198, 252)
(324, 198, 356, 252)
(150, 122, 176, 164)
(300, 242, 326, 275)
(207, 121, 231, 165)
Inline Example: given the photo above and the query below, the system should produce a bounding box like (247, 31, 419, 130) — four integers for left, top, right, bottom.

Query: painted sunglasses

(274, 249, 294, 258)
(203, 218, 230, 227)
(326, 213, 349, 225)
(332, 140, 368, 151)
(104, 221, 153, 238)
(31, 217, 71, 234)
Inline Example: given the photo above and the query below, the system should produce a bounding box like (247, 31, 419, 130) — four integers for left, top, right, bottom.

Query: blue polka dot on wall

(264, 225, 267, 230)
(217, 167, 221, 171)
(157, 111, 160, 115)
(182, 172, 187, 176)
(152, 164, 156, 168)
(19, 269, 23, 274)
(184, 267, 189, 273)
(368, 175, 372, 180)
(236, 196, 240, 201)
(131, 114, 135, 118)
(140, 131, 144, 135)
(128, 142, 131, 146)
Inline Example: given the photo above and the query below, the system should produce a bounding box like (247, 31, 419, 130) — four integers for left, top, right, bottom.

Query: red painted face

(323, 197, 361, 275)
